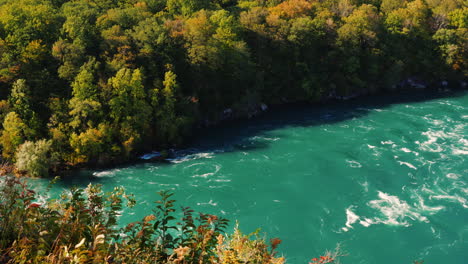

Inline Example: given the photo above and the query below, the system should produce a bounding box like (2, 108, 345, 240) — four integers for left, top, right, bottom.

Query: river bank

(140, 81, 467, 163)
(1, 81, 466, 178)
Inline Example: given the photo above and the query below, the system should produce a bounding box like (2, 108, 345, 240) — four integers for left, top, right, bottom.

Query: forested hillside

(0, 0, 466, 176)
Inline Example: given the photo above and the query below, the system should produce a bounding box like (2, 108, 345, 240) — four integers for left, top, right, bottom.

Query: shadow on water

(189, 89, 467, 148)
(58, 88, 467, 186)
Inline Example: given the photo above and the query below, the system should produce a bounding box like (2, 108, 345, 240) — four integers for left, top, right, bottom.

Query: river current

(32, 90, 467, 263)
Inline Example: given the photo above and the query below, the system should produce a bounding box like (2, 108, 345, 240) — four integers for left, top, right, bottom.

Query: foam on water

(452, 149, 468, 155)
(167, 152, 216, 164)
(369, 191, 429, 226)
(212, 179, 231, 182)
(446, 173, 461, 179)
(398, 161, 417, 170)
(418, 131, 445, 152)
(342, 206, 360, 232)
(93, 169, 121, 177)
(251, 136, 280, 141)
(342, 189, 451, 231)
(197, 200, 218, 206)
(430, 195, 468, 208)
(401, 148, 412, 153)
(346, 160, 362, 168)
(191, 164, 221, 178)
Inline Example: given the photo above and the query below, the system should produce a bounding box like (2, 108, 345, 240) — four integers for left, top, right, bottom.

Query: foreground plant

(0, 176, 284, 263)
(309, 244, 346, 264)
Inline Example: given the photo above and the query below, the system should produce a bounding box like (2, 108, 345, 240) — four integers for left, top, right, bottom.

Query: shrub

(0, 176, 285, 264)
(15, 140, 52, 177)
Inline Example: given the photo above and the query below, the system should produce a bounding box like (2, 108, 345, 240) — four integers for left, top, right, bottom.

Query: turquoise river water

(32, 90, 467, 264)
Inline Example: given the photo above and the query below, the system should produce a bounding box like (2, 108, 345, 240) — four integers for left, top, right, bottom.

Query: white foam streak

(368, 192, 426, 226)
(345, 207, 359, 228)
(418, 131, 445, 152)
(430, 195, 468, 208)
(381, 140, 397, 149)
(167, 152, 215, 164)
(415, 194, 445, 213)
(93, 169, 121, 177)
(359, 218, 374, 227)
(342, 190, 447, 231)
(251, 136, 280, 141)
(346, 160, 362, 168)
(452, 149, 468, 155)
(398, 161, 417, 170)
(342, 206, 360, 232)
(197, 200, 218, 206)
(447, 173, 461, 180)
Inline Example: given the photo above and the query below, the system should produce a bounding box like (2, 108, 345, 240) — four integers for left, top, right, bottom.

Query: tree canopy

(0, 0, 466, 174)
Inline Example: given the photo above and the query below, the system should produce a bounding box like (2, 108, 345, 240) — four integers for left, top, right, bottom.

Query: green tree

(433, 26, 467, 76)
(383, 0, 435, 79)
(69, 61, 103, 130)
(385, 0, 430, 36)
(0, 112, 30, 160)
(108, 68, 152, 154)
(52, 40, 87, 81)
(0, 100, 10, 124)
(167, 0, 211, 16)
(448, 7, 468, 29)
(155, 70, 185, 144)
(8, 79, 41, 135)
(52, 1, 98, 81)
(69, 124, 113, 164)
(0, 0, 60, 50)
(183, 10, 252, 113)
(52, 1, 98, 80)
(9, 79, 31, 118)
(380, 0, 407, 14)
(62, 0, 99, 48)
(335, 4, 381, 94)
(0, 0, 61, 92)
(97, 4, 153, 71)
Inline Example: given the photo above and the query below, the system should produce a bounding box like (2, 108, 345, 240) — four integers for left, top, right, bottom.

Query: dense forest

(0, 0, 466, 176)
